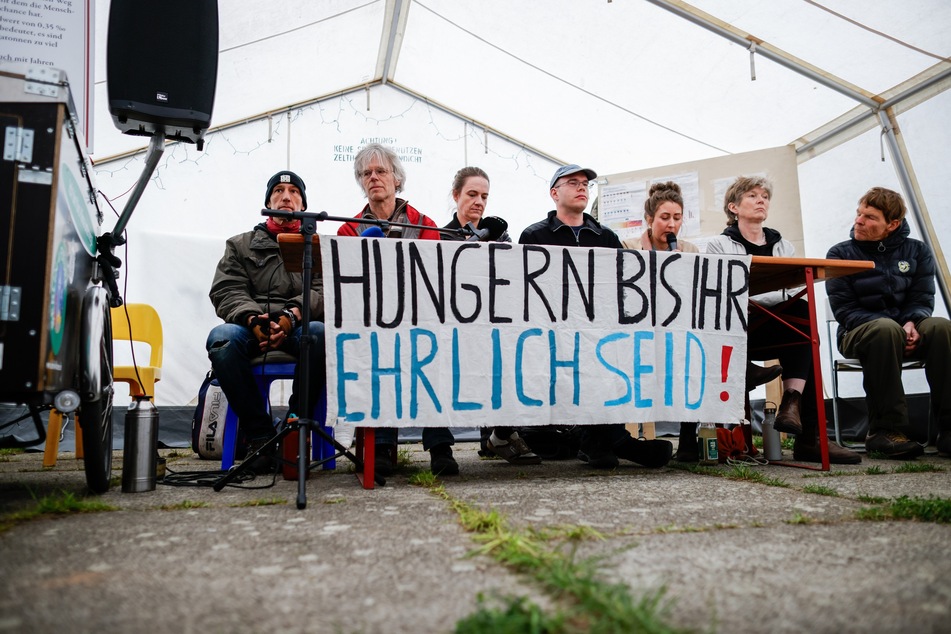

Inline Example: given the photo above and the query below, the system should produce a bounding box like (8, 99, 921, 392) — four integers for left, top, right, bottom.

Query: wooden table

(747, 256, 874, 471)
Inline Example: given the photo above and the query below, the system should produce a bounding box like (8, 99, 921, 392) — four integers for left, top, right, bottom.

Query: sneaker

(487, 431, 542, 465)
(578, 437, 619, 470)
(614, 437, 673, 468)
(792, 438, 862, 464)
(374, 443, 398, 477)
(865, 430, 924, 460)
(429, 443, 459, 476)
(245, 436, 279, 474)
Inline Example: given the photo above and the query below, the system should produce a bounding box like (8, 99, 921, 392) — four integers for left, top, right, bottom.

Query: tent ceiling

(91, 0, 951, 170)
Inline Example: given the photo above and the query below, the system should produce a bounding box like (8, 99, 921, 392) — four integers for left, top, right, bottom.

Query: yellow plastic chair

(111, 303, 164, 400)
(44, 303, 163, 467)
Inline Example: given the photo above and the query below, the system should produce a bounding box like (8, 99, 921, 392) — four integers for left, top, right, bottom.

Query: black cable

(159, 462, 280, 489)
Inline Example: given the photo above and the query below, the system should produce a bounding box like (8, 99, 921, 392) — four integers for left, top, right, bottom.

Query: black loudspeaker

(107, 0, 219, 149)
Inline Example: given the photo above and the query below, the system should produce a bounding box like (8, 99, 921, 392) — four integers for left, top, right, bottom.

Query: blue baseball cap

(550, 164, 597, 189)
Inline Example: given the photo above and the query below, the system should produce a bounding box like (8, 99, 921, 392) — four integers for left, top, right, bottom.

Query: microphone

(464, 221, 490, 242)
(666, 232, 678, 252)
(361, 226, 385, 238)
(479, 216, 509, 242)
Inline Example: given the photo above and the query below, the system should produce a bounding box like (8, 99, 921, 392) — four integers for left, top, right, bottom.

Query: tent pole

(878, 108, 951, 313)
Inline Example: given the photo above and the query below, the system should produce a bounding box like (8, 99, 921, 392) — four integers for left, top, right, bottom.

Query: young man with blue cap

(519, 164, 674, 469)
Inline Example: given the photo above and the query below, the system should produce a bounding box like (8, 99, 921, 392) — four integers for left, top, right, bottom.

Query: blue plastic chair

(220, 352, 335, 471)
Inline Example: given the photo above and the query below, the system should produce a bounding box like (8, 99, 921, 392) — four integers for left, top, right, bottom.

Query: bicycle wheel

(80, 288, 115, 493)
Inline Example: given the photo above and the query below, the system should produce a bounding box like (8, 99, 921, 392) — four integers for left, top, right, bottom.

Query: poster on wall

(0, 0, 95, 149)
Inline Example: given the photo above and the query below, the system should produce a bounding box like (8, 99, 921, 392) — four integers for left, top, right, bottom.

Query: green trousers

(839, 317, 951, 434)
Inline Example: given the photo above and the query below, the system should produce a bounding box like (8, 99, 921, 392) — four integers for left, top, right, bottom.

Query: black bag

(191, 370, 245, 459)
(516, 425, 582, 460)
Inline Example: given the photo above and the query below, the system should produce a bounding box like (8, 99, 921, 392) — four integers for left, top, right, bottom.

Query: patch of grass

(159, 500, 210, 510)
(456, 593, 564, 634)
(322, 497, 346, 505)
(894, 462, 944, 474)
(533, 524, 606, 544)
(804, 469, 861, 479)
(786, 513, 817, 525)
(780, 435, 795, 450)
(0, 447, 24, 457)
(856, 494, 888, 505)
(408, 470, 439, 488)
(867, 450, 889, 460)
(857, 496, 951, 523)
(405, 480, 690, 633)
(864, 465, 888, 475)
(725, 464, 789, 488)
(801, 484, 840, 497)
(396, 447, 414, 468)
(655, 524, 707, 534)
(0, 490, 117, 533)
(231, 497, 287, 508)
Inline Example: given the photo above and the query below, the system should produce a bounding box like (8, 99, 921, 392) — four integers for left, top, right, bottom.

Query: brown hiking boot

(865, 431, 924, 460)
(746, 362, 783, 392)
(792, 437, 862, 464)
(774, 389, 803, 435)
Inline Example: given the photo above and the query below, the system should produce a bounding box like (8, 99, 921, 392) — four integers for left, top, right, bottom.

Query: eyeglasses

(360, 167, 391, 180)
(555, 179, 593, 190)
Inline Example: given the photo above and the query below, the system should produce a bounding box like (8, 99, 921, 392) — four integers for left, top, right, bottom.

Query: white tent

(87, 0, 951, 407)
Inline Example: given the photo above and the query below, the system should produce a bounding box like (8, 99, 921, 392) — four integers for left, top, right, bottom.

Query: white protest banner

(321, 236, 750, 428)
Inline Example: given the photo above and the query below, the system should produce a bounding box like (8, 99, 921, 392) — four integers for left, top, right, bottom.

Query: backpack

(191, 370, 246, 459)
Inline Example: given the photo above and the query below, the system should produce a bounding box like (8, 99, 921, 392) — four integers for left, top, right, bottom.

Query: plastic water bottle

(762, 401, 782, 461)
(697, 422, 719, 465)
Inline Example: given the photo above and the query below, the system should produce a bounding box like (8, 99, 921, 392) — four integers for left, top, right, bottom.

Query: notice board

(597, 145, 803, 254)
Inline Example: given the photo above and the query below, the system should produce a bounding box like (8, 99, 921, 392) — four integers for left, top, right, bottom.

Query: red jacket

(337, 198, 440, 240)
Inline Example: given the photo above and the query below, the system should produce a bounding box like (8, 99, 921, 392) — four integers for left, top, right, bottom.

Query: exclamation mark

(720, 346, 733, 402)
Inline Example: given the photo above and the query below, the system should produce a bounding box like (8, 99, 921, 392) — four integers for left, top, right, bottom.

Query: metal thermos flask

(122, 396, 159, 493)
(762, 401, 782, 461)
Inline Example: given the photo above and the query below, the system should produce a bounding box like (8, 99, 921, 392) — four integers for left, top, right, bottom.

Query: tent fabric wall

(88, 0, 951, 407)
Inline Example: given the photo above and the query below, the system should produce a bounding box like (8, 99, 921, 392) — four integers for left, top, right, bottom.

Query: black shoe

(866, 431, 924, 460)
(578, 437, 619, 470)
(430, 443, 459, 476)
(774, 389, 803, 435)
(614, 437, 673, 468)
(374, 443, 398, 477)
(792, 438, 862, 464)
(937, 431, 951, 456)
(674, 422, 699, 462)
(245, 436, 279, 475)
(746, 362, 783, 392)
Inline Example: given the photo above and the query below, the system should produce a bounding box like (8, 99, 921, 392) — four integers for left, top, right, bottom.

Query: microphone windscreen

(480, 216, 508, 242)
(361, 226, 385, 238)
(666, 232, 678, 251)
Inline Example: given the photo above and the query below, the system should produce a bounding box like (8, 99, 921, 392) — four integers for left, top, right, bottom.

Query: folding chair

(825, 301, 930, 449)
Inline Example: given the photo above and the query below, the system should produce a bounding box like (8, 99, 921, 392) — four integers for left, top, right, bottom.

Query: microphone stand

(213, 208, 486, 504)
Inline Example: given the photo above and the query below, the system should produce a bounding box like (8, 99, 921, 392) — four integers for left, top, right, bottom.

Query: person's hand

(902, 321, 920, 356)
(249, 310, 296, 351)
